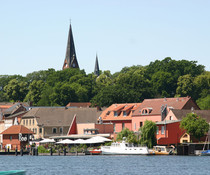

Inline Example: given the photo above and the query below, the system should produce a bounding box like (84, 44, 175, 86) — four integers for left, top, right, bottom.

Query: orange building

(1, 125, 34, 150)
(132, 97, 200, 132)
(99, 103, 142, 134)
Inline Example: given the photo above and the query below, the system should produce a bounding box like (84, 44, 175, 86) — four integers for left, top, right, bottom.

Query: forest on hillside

(0, 57, 209, 109)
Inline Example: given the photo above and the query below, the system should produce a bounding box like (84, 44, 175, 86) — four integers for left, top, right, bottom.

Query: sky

(0, 0, 209, 76)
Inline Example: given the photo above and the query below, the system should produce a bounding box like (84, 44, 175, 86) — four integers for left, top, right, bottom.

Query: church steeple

(94, 54, 100, 76)
(63, 24, 79, 70)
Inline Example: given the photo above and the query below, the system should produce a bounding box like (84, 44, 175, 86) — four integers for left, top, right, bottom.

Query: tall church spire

(62, 24, 79, 70)
(94, 54, 100, 76)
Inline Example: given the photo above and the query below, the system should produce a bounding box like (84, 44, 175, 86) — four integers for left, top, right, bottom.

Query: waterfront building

(1, 125, 34, 150)
(156, 120, 185, 145)
(20, 107, 102, 139)
(132, 97, 200, 132)
(0, 103, 28, 147)
(98, 103, 142, 137)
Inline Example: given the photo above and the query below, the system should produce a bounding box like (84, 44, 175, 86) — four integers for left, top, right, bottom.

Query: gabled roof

(3, 103, 27, 116)
(4, 111, 27, 119)
(1, 125, 34, 135)
(171, 109, 210, 123)
(100, 103, 142, 121)
(132, 97, 196, 116)
(22, 107, 102, 127)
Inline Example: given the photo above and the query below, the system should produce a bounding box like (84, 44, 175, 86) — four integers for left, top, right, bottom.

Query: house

(0, 103, 28, 146)
(165, 109, 210, 124)
(156, 109, 210, 145)
(156, 120, 185, 145)
(164, 109, 210, 144)
(1, 125, 34, 150)
(20, 107, 102, 139)
(99, 103, 142, 134)
(132, 97, 200, 132)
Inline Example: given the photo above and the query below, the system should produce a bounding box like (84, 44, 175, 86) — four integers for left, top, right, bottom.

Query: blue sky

(0, 0, 209, 76)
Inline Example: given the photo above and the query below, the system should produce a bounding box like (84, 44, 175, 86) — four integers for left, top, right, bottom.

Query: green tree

(180, 113, 209, 141)
(139, 120, 157, 148)
(4, 79, 28, 102)
(196, 95, 210, 110)
(116, 128, 137, 144)
(24, 80, 45, 105)
(176, 74, 194, 97)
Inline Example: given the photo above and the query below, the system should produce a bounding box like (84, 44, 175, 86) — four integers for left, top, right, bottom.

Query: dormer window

(114, 111, 118, 117)
(123, 111, 127, 116)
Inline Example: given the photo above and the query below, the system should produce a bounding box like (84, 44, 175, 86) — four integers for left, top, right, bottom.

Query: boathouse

(1, 125, 34, 150)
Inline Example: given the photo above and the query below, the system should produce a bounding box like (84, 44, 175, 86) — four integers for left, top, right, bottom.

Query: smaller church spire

(94, 54, 100, 76)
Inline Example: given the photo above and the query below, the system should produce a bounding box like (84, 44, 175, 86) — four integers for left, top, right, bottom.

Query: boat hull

(101, 146, 149, 155)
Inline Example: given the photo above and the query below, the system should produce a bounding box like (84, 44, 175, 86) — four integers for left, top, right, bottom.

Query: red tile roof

(132, 97, 193, 116)
(66, 102, 91, 108)
(1, 125, 34, 135)
(100, 103, 142, 121)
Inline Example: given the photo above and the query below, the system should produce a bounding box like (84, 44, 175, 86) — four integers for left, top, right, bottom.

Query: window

(170, 116, 173, 120)
(23, 120, 25, 125)
(114, 111, 118, 117)
(113, 123, 116, 132)
(156, 126, 159, 135)
(134, 123, 136, 130)
(39, 128, 42, 134)
(10, 136, 12, 141)
(122, 123, 125, 129)
(59, 127, 63, 134)
(123, 111, 127, 116)
(52, 128, 57, 134)
(29, 120, 31, 125)
(161, 126, 165, 135)
(26, 120, 28, 126)
(140, 122, 143, 128)
(32, 119, 34, 125)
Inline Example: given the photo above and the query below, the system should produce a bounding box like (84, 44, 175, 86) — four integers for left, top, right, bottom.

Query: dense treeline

(0, 57, 209, 109)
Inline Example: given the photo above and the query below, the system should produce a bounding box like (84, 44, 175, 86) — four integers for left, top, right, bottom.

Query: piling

(15, 148, 18, 156)
(64, 148, 66, 156)
(50, 147, 53, 156)
(20, 149, 23, 156)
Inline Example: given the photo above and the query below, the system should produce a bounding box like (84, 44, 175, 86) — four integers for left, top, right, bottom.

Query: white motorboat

(101, 141, 149, 155)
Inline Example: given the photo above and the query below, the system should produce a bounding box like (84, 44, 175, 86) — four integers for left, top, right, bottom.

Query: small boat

(89, 149, 102, 155)
(101, 141, 149, 155)
(0, 170, 26, 175)
(201, 150, 210, 156)
(151, 146, 174, 155)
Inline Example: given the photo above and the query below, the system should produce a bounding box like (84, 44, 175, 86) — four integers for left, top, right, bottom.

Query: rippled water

(0, 155, 210, 175)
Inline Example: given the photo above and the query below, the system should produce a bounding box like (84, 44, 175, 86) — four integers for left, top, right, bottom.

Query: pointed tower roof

(62, 24, 79, 70)
(94, 54, 100, 76)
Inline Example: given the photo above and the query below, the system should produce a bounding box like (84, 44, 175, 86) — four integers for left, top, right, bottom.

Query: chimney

(164, 97, 167, 102)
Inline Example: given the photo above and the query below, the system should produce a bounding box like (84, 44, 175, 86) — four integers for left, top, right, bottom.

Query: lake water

(0, 155, 210, 175)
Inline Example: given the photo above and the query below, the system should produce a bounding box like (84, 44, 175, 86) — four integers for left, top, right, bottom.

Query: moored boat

(101, 141, 149, 155)
(0, 170, 26, 175)
(151, 145, 174, 155)
(89, 149, 102, 155)
(200, 150, 210, 156)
